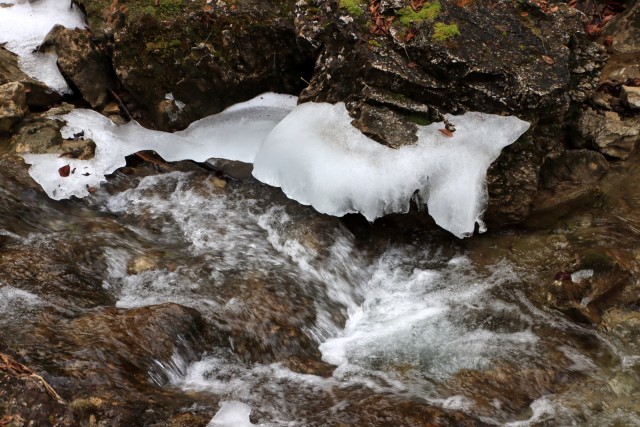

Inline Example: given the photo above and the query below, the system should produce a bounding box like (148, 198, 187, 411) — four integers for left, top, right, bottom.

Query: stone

(603, 1, 640, 56)
(10, 107, 97, 160)
(0, 46, 62, 108)
(576, 108, 639, 159)
(621, 85, 640, 110)
(41, 25, 116, 108)
(74, 0, 314, 130)
(0, 81, 26, 133)
(350, 103, 418, 148)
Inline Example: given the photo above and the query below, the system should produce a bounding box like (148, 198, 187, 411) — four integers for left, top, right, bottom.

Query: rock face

(73, 0, 314, 130)
(0, 82, 27, 133)
(41, 25, 116, 109)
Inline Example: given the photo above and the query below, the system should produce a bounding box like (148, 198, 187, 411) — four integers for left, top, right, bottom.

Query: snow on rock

(253, 102, 530, 238)
(21, 93, 297, 200)
(0, 0, 87, 93)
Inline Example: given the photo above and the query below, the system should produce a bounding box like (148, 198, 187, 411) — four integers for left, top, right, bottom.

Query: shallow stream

(2, 158, 639, 426)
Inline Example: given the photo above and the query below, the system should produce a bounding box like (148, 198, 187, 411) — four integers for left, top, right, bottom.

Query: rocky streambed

(1, 0, 640, 426)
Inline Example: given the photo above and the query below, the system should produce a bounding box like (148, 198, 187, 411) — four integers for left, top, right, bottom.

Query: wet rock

(526, 149, 609, 226)
(601, 308, 640, 356)
(575, 108, 639, 159)
(0, 82, 27, 133)
(41, 25, 116, 109)
(621, 85, 640, 110)
(445, 363, 565, 421)
(58, 303, 206, 386)
(214, 276, 322, 369)
(0, 46, 62, 109)
(204, 159, 254, 180)
(331, 392, 488, 427)
(0, 349, 75, 427)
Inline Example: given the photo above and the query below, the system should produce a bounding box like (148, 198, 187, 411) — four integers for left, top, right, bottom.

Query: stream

(2, 157, 639, 426)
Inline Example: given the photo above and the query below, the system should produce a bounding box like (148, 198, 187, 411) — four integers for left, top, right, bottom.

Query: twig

(108, 88, 134, 121)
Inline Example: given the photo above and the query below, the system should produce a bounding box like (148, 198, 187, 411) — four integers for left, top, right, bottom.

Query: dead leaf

(404, 30, 416, 42)
(541, 55, 555, 65)
(520, 11, 528, 17)
(603, 35, 614, 47)
(407, 61, 417, 68)
(439, 128, 454, 137)
(548, 5, 558, 13)
(58, 164, 71, 177)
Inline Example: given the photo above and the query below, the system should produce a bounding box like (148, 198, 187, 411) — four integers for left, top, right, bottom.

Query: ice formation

(22, 93, 297, 200)
(253, 102, 530, 238)
(0, 0, 87, 93)
(21, 92, 529, 237)
(208, 401, 257, 427)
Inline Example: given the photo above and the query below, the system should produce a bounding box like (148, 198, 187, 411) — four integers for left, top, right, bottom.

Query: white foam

(0, 0, 87, 93)
(22, 93, 297, 200)
(0, 285, 42, 315)
(253, 102, 530, 238)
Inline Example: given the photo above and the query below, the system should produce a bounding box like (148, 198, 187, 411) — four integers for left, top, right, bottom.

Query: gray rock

(0, 82, 27, 133)
(621, 85, 640, 110)
(41, 25, 116, 108)
(350, 103, 418, 148)
(576, 108, 639, 159)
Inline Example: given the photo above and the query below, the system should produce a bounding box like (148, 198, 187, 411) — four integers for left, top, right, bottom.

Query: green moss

(339, 0, 364, 16)
(129, 0, 184, 19)
(368, 39, 382, 48)
(396, 2, 441, 26)
(408, 113, 431, 126)
(432, 22, 460, 42)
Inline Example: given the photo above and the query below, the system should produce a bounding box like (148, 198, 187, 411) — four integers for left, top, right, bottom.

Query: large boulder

(73, 0, 314, 130)
(296, 0, 606, 224)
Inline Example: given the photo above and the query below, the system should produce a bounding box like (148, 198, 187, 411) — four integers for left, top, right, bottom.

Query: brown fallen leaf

(439, 128, 454, 137)
(603, 35, 614, 47)
(541, 55, 555, 65)
(58, 164, 71, 177)
(407, 61, 417, 68)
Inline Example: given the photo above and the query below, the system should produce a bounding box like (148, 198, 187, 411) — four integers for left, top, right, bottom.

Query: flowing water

(2, 159, 639, 426)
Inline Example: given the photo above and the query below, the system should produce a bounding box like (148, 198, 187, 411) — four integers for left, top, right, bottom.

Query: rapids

(2, 161, 638, 426)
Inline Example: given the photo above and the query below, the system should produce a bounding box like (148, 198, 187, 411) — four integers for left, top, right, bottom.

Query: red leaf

(438, 128, 454, 137)
(58, 164, 71, 177)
